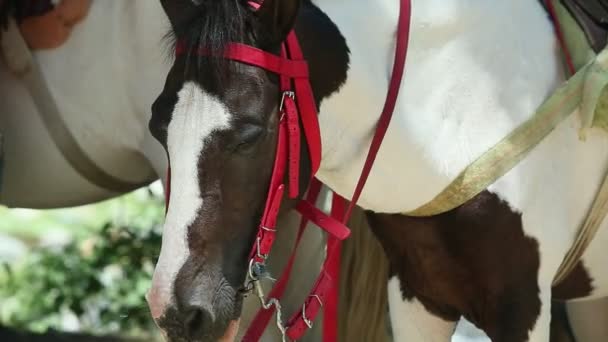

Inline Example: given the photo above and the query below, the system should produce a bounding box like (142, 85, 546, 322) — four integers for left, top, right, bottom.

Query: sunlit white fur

(313, 0, 608, 340)
(148, 82, 231, 319)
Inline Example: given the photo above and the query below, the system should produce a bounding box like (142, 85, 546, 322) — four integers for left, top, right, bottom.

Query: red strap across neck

(544, 0, 575, 75)
(342, 0, 412, 222)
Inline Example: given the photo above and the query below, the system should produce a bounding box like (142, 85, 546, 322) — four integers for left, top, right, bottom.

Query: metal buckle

(301, 294, 323, 329)
(279, 91, 295, 112)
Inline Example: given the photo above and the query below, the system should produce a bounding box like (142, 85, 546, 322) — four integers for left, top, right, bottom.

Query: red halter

(168, 0, 412, 340)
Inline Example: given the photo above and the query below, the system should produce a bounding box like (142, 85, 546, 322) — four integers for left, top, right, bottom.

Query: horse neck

(307, 0, 563, 212)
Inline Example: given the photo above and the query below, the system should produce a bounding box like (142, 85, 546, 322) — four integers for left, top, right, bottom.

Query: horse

(146, 0, 608, 341)
(0, 1, 341, 341)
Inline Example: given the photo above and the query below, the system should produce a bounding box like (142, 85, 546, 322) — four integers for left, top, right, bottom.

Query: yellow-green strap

(405, 62, 588, 217)
(553, 167, 608, 285)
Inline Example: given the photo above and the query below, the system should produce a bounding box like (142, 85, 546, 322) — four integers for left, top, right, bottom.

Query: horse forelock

(163, 0, 259, 86)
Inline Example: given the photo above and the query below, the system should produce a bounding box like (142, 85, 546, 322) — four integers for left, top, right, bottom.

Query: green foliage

(0, 188, 164, 338)
(0, 185, 165, 243)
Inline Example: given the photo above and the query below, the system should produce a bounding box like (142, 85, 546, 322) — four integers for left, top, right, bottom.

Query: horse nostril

(185, 307, 211, 339)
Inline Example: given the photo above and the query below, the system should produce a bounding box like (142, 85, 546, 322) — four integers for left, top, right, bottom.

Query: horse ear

(160, 0, 200, 35)
(255, 0, 301, 45)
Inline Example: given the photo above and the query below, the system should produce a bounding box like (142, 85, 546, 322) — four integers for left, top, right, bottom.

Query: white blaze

(148, 82, 231, 319)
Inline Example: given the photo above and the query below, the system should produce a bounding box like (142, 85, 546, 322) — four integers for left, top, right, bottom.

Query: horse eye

(234, 125, 264, 152)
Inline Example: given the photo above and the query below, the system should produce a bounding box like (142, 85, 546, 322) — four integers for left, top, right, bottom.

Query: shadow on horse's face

(146, 0, 301, 340)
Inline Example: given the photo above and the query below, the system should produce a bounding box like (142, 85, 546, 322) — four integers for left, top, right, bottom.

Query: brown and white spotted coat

(146, 0, 608, 341)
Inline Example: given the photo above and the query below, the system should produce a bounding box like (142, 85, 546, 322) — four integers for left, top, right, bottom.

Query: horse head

(147, 0, 307, 340)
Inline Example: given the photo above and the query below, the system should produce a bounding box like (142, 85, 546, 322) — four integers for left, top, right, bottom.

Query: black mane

(165, 0, 260, 83)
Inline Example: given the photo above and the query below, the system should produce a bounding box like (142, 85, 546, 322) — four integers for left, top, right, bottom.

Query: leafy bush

(0, 204, 163, 338)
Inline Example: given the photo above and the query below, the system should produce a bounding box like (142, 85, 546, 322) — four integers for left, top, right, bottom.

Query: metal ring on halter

(256, 237, 268, 260)
(239, 280, 255, 295)
(279, 91, 295, 112)
(248, 258, 260, 281)
(301, 294, 324, 329)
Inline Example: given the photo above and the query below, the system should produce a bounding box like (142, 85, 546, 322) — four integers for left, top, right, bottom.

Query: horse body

(0, 0, 169, 208)
(315, 0, 608, 340)
(149, 0, 608, 340)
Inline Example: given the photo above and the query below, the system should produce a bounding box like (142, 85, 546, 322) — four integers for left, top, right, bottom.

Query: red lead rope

(342, 0, 412, 221)
(544, 0, 575, 76)
(244, 0, 412, 340)
(169, 0, 412, 340)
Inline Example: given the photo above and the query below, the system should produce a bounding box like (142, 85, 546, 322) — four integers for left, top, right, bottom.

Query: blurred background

(0, 181, 165, 341)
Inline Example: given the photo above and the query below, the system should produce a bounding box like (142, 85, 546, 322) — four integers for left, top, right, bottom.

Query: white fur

(148, 82, 231, 318)
(314, 0, 564, 214)
(312, 0, 608, 340)
(388, 277, 457, 341)
(528, 287, 552, 341)
(452, 320, 490, 342)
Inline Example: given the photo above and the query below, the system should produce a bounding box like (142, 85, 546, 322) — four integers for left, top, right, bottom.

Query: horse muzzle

(148, 270, 243, 342)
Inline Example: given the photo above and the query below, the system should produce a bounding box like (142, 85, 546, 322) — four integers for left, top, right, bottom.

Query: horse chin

(206, 285, 244, 342)
(214, 288, 244, 341)
(213, 285, 247, 341)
